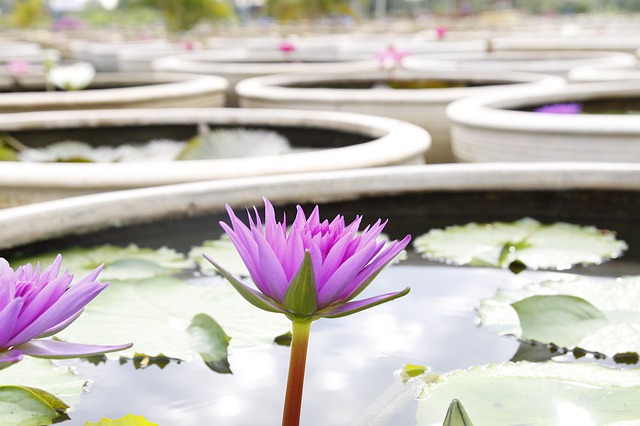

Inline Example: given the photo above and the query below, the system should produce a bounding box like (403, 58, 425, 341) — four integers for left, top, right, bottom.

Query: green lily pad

(189, 236, 249, 276)
(0, 357, 87, 411)
(177, 127, 291, 160)
(85, 414, 159, 426)
(478, 275, 640, 357)
(0, 386, 67, 426)
(413, 218, 627, 272)
(12, 244, 194, 281)
(416, 361, 640, 425)
(56, 275, 290, 364)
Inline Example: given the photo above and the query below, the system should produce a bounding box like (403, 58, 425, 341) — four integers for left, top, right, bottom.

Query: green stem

(282, 320, 312, 426)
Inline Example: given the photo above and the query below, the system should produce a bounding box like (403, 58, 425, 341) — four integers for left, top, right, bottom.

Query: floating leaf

(56, 275, 290, 364)
(0, 357, 87, 411)
(414, 218, 627, 271)
(17, 139, 186, 163)
(0, 386, 66, 426)
(416, 361, 640, 425)
(187, 313, 231, 374)
(478, 275, 640, 357)
(12, 244, 194, 281)
(513, 295, 608, 347)
(177, 126, 291, 160)
(85, 414, 159, 426)
(189, 236, 249, 276)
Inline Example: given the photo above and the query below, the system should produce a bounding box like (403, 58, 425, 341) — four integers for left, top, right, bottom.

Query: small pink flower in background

(0, 255, 132, 370)
(51, 16, 85, 32)
(533, 103, 583, 114)
(6, 60, 30, 77)
(376, 44, 410, 70)
(279, 41, 296, 54)
(434, 26, 448, 40)
(184, 41, 196, 51)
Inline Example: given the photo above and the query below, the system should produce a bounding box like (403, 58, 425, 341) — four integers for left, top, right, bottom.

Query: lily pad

(478, 275, 640, 357)
(0, 357, 87, 410)
(56, 275, 290, 363)
(189, 236, 249, 276)
(85, 414, 159, 426)
(0, 386, 67, 426)
(177, 127, 291, 160)
(416, 361, 640, 425)
(413, 218, 627, 272)
(12, 244, 194, 281)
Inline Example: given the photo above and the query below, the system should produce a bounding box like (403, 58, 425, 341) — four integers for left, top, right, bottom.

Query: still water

(54, 251, 626, 426)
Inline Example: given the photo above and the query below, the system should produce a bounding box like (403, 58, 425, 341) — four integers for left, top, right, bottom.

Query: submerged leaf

(56, 275, 289, 364)
(414, 218, 627, 272)
(177, 126, 291, 160)
(84, 414, 159, 426)
(478, 275, 640, 357)
(416, 361, 640, 426)
(12, 244, 194, 281)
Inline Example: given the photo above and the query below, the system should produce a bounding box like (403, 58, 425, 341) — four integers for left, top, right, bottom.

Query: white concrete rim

(446, 80, 640, 134)
(1, 162, 640, 250)
(235, 69, 565, 103)
(0, 107, 430, 187)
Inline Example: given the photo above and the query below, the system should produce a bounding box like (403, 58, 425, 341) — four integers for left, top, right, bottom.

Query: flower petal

(0, 348, 23, 370)
(0, 298, 22, 349)
(36, 309, 84, 339)
(16, 339, 133, 359)
(317, 287, 410, 319)
(204, 254, 287, 315)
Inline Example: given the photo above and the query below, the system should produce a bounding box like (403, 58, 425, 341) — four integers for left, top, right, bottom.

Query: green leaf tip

(442, 399, 475, 426)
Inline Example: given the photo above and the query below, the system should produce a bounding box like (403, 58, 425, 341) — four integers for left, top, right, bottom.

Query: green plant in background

(265, 0, 355, 22)
(124, 0, 236, 33)
(10, 0, 48, 28)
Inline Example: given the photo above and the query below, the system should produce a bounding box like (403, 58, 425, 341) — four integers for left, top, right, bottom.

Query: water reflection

(60, 256, 606, 425)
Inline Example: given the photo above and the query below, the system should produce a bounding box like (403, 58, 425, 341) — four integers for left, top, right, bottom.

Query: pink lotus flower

(6, 60, 30, 77)
(206, 199, 410, 321)
(0, 255, 132, 370)
(534, 103, 583, 114)
(435, 26, 448, 40)
(206, 198, 410, 425)
(279, 41, 296, 54)
(376, 44, 410, 70)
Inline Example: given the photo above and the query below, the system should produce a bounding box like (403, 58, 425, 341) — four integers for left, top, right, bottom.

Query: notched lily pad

(12, 244, 194, 281)
(56, 275, 289, 367)
(416, 361, 640, 426)
(189, 235, 249, 276)
(177, 126, 291, 160)
(414, 218, 627, 272)
(478, 275, 640, 358)
(0, 385, 68, 426)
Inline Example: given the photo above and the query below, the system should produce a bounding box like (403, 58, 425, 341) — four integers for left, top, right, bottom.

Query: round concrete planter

(446, 81, 640, 162)
(236, 69, 565, 163)
(568, 62, 640, 83)
(70, 39, 175, 72)
(0, 72, 228, 112)
(337, 37, 488, 55)
(153, 49, 376, 106)
(0, 107, 429, 207)
(490, 35, 640, 54)
(404, 50, 636, 76)
(1, 162, 639, 252)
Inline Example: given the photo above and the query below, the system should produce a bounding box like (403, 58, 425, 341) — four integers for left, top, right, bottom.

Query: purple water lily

(205, 198, 411, 321)
(0, 255, 132, 370)
(205, 198, 410, 426)
(533, 102, 583, 114)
